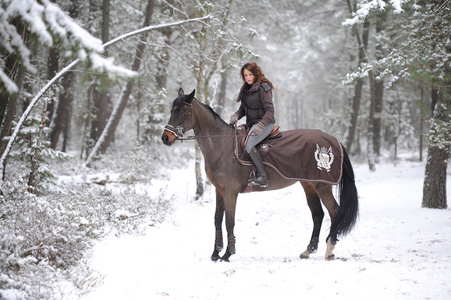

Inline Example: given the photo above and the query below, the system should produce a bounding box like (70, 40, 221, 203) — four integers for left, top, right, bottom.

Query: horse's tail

(331, 145, 359, 237)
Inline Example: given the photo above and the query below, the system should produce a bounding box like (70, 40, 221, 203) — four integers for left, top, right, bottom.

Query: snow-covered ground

(84, 156, 451, 300)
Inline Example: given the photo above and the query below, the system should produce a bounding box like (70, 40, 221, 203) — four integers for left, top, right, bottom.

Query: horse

(161, 88, 358, 262)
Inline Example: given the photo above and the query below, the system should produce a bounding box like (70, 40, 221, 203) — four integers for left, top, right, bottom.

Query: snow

(0, 0, 137, 95)
(82, 155, 451, 300)
(342, 0, 406, 26)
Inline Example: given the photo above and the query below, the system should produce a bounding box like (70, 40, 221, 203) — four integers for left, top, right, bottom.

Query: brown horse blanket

(235, 128, 343, 185)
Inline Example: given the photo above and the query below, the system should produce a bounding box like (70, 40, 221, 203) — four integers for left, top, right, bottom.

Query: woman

(229, 62, 276, 187)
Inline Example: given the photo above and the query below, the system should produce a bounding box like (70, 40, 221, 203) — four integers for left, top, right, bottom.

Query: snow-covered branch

(0, 14, 212, 184)
(342, 0, 407, 27)
(0, 0, 133, 93)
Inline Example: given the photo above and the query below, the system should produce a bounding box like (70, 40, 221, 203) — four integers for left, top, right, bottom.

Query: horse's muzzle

(161, 130, 177, 146)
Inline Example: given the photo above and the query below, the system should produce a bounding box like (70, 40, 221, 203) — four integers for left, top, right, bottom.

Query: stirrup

(248, 175, 268, 187)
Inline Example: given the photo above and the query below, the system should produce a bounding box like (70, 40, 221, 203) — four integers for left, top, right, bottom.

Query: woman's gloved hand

(252, 122, 265, 135)
(229, 114, 239, 125)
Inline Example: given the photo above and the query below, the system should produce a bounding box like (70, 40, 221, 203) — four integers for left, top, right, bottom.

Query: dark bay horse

(161, 88, 358, 262)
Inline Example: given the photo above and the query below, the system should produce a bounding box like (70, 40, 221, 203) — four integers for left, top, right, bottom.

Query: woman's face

(243, 68, 255, 85)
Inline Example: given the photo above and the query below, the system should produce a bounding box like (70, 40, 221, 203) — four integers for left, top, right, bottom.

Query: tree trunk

(62, 95, 71, 153)
(422, 145, 448, 209)
(48, 1, 81, 150)
(86, 0, 155, 163)
(421, 0, 450, 209)
(373, 11, 386, 157)
(422, 87, 450, 209)
(367, 67, 377, 171)
(81, 84, 94, 159)
(89, 0, 111, 148)
(0, 97, 19, 181)
(344, 1, 369, 154)
(215, 67, 228, 117)
(373, 78, 384, 156)
(194, 141, 204, 200)
(50, 70, 75, 150)
(28, 99, 48, 191)
(345, 79, 363, 153)
(46, 47, 59, 124)
(193, 6, 211, 200)
(362, 18, 376, 171)
(419, 83, 425, 162)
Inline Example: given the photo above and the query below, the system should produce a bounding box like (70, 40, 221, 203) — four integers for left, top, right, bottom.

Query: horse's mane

(172, 95, 233, 128)
(199, 100, 234, 128)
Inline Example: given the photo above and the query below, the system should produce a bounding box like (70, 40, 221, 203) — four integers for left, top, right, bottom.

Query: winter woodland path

(85, 158, 451, 300)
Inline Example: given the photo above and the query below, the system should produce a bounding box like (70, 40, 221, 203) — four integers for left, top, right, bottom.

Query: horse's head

(161, 88, 195, 146)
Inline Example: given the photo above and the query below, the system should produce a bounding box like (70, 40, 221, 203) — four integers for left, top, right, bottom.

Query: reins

(165, 121, 242, 142)
(164, 99, 257, 143)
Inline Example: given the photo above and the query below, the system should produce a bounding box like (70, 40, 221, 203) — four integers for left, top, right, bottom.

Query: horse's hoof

(300, 250, 311, 259)
(325, 254, 335, 261)
(211, 255, 221, 262)
(220, 250, 232, 262)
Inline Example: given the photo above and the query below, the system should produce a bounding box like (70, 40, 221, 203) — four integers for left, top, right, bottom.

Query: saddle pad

(235, 128, 343, 185)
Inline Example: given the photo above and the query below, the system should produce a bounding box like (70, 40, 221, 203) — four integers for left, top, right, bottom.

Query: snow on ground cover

(83, 157, 451, 300)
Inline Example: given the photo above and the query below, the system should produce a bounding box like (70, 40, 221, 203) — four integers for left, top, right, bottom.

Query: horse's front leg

(211, 189, 225, 261)
(220, 190, 238, 262)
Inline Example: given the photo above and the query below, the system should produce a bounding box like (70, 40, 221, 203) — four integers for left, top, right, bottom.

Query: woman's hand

(229, 114, 239, 125)
(252, 122, 265, 135)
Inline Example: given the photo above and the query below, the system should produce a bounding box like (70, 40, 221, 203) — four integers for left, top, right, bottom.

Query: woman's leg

(245, 123, 275, 153)
(245, 123, 274, 187)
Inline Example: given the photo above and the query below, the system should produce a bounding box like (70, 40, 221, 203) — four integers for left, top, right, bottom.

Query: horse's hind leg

(300, 182, 324, 259)
(313, 182, 339, 260)
(211, 189, 225, 262)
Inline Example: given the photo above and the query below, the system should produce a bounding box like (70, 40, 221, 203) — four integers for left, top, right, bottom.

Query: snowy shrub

(118, 145, 159, 184)
(7, 107, 70, 195)
(0, 172, 173, 299)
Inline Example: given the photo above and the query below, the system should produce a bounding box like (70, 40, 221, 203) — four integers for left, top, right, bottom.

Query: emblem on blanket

(315, 144, 334, 172)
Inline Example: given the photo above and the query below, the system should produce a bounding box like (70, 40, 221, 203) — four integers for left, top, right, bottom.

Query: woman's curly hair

(240, 62, 275, 90)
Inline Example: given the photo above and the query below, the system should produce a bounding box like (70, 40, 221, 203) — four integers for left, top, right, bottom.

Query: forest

(1, 0, 450, 298)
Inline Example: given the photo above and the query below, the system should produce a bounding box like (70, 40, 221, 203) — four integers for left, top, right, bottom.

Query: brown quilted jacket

(234, 81, 276, 127)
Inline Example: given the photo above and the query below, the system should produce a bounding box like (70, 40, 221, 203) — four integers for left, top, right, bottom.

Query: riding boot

(248, 147, 268, 187)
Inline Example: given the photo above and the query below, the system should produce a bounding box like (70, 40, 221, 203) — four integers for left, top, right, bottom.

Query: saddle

(239, 124, 282, 156)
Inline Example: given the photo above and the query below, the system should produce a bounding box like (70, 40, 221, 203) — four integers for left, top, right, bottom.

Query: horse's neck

(192, 101, 234, 163)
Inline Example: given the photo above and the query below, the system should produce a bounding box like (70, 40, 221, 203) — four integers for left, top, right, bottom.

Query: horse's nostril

(162, 135, 168, 144)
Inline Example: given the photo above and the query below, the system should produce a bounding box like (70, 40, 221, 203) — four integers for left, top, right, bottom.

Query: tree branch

(0, 15, 212, 185)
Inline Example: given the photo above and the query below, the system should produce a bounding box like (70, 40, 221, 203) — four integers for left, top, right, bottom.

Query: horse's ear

(185, 89, 195, 104)
(178, 87, 184, 96)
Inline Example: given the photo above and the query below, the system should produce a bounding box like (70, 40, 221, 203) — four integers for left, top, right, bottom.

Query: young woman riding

(229, 62, 276, 187)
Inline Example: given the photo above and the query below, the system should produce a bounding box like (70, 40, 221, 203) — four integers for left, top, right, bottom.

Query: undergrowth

(0, 148, 175, 299)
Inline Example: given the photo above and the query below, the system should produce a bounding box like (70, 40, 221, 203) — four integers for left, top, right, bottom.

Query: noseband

(164, 102, 193, 139)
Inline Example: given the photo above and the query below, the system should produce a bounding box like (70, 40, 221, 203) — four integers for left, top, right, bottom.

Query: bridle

(163, 102, 243, 142)
(163, 102, 195, 141)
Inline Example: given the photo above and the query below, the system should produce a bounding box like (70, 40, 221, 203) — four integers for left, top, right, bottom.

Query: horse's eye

(178, 109, 185, 116)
